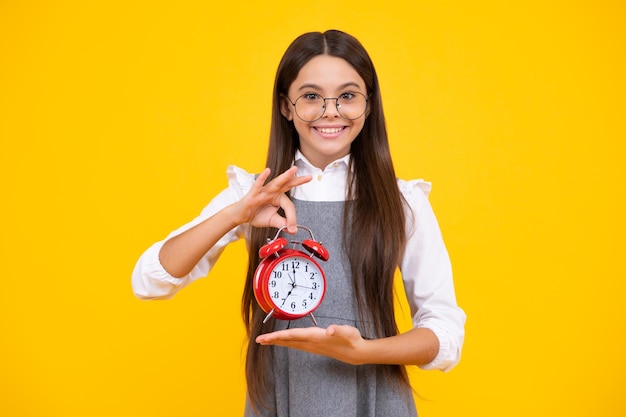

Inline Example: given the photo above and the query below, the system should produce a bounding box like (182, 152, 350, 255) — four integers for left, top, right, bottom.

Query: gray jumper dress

(244, 199, 418, 417)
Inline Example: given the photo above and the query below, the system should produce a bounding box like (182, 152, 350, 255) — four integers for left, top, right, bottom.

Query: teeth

(317, 127, 343, 134)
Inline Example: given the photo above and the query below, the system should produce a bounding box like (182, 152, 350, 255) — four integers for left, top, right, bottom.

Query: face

(281, 55, 368, 169)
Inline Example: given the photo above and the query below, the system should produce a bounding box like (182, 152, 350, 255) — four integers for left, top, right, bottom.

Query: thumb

(326, 324, 346, 337)
(267, 212, 287, 228)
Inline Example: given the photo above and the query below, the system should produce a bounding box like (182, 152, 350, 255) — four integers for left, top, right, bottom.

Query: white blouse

(132, 151, 466, 372)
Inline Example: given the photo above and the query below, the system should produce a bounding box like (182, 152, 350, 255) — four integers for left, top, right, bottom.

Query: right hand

(230, 166, 312, 233)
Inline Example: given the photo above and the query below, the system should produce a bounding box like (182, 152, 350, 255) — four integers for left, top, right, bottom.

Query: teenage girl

(132, 29, 466, 417)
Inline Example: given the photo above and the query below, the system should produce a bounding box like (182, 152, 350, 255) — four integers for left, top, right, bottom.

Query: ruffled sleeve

(226, 165, 256, 199)
(397, 178, 432, 198)
(397, 178, 466, 372)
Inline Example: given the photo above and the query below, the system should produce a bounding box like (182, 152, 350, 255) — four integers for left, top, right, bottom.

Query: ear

(280, 95, 294, 121)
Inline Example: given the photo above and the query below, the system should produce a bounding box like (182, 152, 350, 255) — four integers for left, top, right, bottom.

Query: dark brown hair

(241, 30, 409, 411)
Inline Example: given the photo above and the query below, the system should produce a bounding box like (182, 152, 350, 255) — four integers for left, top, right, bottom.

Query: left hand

(255, 324, 368, 365)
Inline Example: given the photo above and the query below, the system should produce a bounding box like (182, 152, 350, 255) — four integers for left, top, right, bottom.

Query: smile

(315, 127, 345, 134)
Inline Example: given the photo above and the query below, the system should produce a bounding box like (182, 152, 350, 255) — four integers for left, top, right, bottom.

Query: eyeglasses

(286, 91, 368, 122)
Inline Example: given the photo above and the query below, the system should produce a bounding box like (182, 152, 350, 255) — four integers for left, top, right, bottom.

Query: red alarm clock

(253, 225, 329, 326)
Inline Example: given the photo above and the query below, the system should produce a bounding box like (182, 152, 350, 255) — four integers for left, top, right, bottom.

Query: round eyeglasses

(286, 92, 368, 122)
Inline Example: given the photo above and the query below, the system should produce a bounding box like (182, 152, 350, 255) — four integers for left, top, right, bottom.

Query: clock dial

(253, 229, 329, 322)
(265, 255, 325, 318)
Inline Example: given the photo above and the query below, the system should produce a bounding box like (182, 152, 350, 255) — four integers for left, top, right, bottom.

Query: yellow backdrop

(1, 1, 624, 416)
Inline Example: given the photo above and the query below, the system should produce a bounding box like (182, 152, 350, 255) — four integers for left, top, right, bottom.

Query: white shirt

(132, 151, 466, 371)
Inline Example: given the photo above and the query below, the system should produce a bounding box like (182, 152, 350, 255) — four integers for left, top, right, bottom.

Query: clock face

(262, 252, 326, 319)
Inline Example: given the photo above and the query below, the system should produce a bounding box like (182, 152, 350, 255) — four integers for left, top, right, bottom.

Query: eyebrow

(297, 82, 363, 92)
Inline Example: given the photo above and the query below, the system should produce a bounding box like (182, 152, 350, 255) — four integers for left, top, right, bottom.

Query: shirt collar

(294, 150, 351, 174)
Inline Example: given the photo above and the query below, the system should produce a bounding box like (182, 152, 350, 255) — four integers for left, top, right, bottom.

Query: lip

(313, 125, 347, 139)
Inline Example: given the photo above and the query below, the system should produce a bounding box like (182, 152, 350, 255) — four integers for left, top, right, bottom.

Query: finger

(265, 166, 297, 192)
(255, 168, 272, 185)
(326, 325, 358, 339)
(252, 168, 271, 190)
(285, 175, 313, 193)
(257, 328, 301, 343)
(256, 331, 293, 345)
(255, 168, 311, 207)
(326, 324, 348, 337)
(278, 194, 298, 233)
(256, 327, 322, 344)
(268, 166, 311, 194)
(267, 212, 288, 230)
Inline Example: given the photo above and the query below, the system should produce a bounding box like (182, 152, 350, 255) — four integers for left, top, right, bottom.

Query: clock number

(302, 299, 307, 308)
(310, 272, 316, 279)
(290, 301, 296, 310)
(309, 292, 315, 300)
(270, 280, 277, 288)
(291, 261, 300, 269)
(273, 291, 280, 299)
(273, 271, 282, 278)
(281, 263, 289, 271)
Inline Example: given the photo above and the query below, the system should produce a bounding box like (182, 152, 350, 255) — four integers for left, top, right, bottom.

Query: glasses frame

(286, 91, 369, 122)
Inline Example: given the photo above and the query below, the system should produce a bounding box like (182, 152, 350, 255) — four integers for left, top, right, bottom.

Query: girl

(132, 30, 465, 417)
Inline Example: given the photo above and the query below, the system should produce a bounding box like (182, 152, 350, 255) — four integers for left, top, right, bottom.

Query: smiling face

(280, 55, 368, 169)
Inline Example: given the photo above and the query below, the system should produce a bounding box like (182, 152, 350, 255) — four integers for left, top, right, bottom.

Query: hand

(231, 166, 311, 233)
(255, 324, 368, 365)
(157, 166, 311, 279)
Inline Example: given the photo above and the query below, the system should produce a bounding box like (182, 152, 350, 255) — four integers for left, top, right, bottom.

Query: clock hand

(280, 286, 295, 306)
(281, 278, 299, 305)
(297, 284, 317, 290)
(281, 265, 306, 306)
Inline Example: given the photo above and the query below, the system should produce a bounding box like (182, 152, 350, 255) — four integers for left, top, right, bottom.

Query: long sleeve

(398, 179, 466, 371)
(131, 166, 255, 300)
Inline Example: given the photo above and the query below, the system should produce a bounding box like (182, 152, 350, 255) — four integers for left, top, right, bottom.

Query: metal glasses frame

(285, 92, 368, 122)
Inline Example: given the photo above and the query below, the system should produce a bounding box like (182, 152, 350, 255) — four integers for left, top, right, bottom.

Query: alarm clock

(253, 225, 329, 326)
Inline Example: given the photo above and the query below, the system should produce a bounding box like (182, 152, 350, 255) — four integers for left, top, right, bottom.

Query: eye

(301, 93, 322, 101)
(339, 92, 357, 101)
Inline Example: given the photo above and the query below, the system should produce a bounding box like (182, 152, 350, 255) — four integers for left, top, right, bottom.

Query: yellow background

(1, 1, 624, 416)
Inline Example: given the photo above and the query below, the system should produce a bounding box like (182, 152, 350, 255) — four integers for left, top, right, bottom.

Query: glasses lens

(294, 94, 325, 122)
(294, 92, 367, 122)
(336, 92, 367, 120)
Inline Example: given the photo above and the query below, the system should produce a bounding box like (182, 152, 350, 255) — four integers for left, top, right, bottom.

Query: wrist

(343, 337, 374, 366)
(222, 201, 249, 229)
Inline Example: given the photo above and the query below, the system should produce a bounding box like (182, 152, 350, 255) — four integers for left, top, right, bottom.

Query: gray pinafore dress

(244, 199, 418, 417)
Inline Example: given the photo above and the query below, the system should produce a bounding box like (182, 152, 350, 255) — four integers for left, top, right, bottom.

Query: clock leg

(308, 313, 319, 327)
(263, 309, 275, 324)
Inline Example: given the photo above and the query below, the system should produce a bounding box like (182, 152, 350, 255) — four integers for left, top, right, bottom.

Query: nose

(322, 98, 340, 118)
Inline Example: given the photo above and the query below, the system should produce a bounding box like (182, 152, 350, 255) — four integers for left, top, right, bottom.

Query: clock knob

(258, 237, 288, 258)
(301, 239, 329, 261)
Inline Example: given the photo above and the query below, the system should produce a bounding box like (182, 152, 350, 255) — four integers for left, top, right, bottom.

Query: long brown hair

(241, 30, 410, 411)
